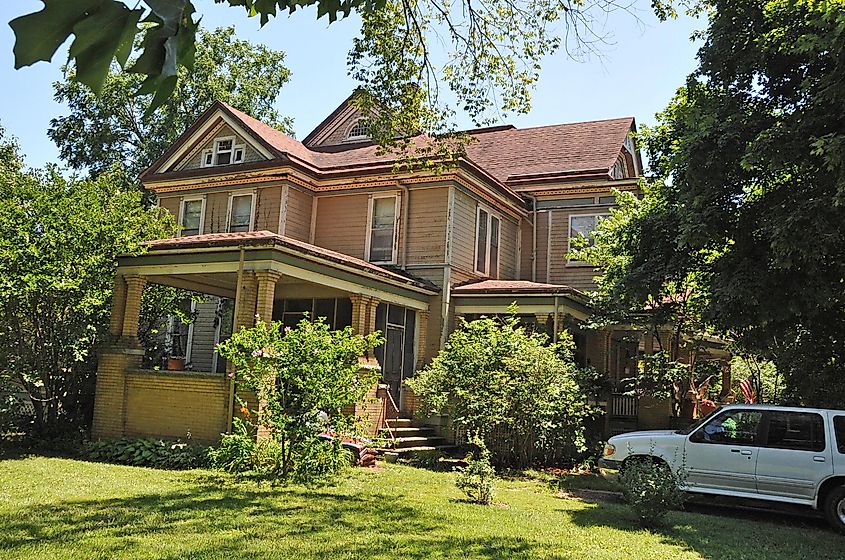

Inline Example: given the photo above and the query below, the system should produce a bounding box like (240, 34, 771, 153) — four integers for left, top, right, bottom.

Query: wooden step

(385, 418, 413, 428)
(392, 436, 448, 449)
(381, 426, 435, 436)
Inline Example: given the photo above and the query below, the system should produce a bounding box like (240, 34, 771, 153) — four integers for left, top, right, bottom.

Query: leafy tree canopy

(0, 126, 175, 433)
(49, 26, 292, 179)
(577, 0, 845, 407)
(11, 0, 684, 154)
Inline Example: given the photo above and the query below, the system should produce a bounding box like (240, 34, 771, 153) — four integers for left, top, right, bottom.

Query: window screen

(229, 195, 252, 232)
(369, 197, 396, 262)
(476, 208, 488, 273)
(489, 216, 500, 278)
(765, 411, 825, 452)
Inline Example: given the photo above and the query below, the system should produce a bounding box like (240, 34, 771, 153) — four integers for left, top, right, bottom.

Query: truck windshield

(676, 408, 721, 436)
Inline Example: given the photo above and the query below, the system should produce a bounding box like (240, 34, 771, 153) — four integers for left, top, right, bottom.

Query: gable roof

(141, 100, 637, 194)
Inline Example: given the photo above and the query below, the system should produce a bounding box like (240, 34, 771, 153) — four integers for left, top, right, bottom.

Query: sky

(0, 1, 703, 170)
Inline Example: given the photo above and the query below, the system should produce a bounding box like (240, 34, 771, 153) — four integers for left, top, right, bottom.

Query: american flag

(740, 377, 755, 404)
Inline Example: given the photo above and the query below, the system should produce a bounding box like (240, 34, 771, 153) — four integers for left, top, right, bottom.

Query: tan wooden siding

(179, 124, 265, 170)
(519, 219, 533, 280)
(255, 186, 282, 232)
(312, 193, 369, 259)
(405, 187, 448, 264)
(159, 196, 181, 225)
(284, 186, 314, 241)
(548, 208, 601, 292)
(498, 216, 519, 279)
(535, 211, 550, 283)
(316, 111, 365, 146)
(203, 192, 229, 234)
(450, 187, 480, 278)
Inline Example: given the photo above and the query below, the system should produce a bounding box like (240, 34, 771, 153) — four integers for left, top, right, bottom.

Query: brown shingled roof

(452, 279, 587, 299)
(142, 231, 439, 293)
(144, 101, 635, 190)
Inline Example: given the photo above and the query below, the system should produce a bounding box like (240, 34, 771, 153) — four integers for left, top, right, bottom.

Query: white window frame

(226, 191, 256, 233)
(178, 196, 206, 237)
(474, 205, 501, 278)
(345, 119, 368, 142)
(567, 213, 609, 263)
(213, 136, 235, 166)
(365, 193, 400, 264)
(201, 149, 213, 168)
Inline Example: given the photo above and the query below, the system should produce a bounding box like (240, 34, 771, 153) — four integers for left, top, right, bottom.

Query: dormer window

(611, 155, 629, 179)
(201, 136, 246, 167)
(345, 119, 368, 142)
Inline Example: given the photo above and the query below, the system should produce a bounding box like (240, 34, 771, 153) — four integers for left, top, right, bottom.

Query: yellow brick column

(92, 274, 146, 439)
(415, 309, 430, 370)
(254, 271, 282, 440)
(234, 272, 258, 331)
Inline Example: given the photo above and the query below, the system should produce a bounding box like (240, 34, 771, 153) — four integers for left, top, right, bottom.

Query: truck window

(695, 409, 763, 445)
(835, 416, 845, 454)
(765, 411, 825, 452)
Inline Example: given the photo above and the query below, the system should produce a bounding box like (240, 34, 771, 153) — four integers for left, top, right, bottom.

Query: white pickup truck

(599, 404, 845, 532)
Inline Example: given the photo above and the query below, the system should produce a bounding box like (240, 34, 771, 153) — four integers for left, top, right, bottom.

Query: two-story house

(92, 96, 674, 444)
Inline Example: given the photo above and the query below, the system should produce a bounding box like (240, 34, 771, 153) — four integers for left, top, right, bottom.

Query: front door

(684, 408, 764, 494)
(755, 410, 832, 500)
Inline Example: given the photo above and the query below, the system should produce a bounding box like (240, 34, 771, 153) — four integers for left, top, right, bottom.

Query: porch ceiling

(451, 280, 591, 321)
(119, 231, 439, 310)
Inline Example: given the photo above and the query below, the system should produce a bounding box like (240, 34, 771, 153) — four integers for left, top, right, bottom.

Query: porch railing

(609, 393, 638, 419)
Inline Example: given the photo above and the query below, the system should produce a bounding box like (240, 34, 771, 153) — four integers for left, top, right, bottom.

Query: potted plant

(166, 324, 186, 371)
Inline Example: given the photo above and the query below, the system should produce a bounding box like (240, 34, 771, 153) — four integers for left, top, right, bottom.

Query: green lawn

(0, 457, 841, 559)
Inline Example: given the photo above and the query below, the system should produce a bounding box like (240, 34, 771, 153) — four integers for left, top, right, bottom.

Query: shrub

(407, 312, 598, 467)
(215, 317, 381, 482)
(207, 418, 257, 473)
(619, 457, 686, 527)
(456, 436, 495, 505)
(86, 437, 208, 469)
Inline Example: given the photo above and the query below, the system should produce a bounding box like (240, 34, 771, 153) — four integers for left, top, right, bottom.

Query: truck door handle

(740, 450, 752, 456)
(813, 456, 826, 463)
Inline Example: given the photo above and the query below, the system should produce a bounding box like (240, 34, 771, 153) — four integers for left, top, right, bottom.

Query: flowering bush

(216, 316, 382, 481)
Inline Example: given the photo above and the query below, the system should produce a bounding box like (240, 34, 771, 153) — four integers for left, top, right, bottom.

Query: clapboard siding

(159, 196, 181, 224)
(313, 193, 369, 259)
(179, 124, 265, 171)
(188, 299, 219, 372)
(284, 186, 314, 241)
(450, 187, 480, 278)
(535, 211, 550, 283)
(405, 187, 448, 264)
(548, 208, 601, 292)
(499, 216, 519, 279)
(255, 186, 282, 232)
(202, 192, 228, 234)
(519, 218, 533, 280)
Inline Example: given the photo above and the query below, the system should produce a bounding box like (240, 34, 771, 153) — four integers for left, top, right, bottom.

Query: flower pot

(167, 357, 186, 371)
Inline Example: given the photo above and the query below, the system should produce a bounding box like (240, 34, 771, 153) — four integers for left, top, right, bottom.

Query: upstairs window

(475, 206, 501, 277)
(611, 155, 629, 179)
(346, 119, 368, 141)
(569, 214, 608, 252)
(202, 137, 246, 167)
(367, 195, 398, 263)
(228, 193, 254, 233)
(180, 197, 204, 237)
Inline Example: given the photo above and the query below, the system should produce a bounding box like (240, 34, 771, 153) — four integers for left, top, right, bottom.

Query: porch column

(121, 275, 146, 343)
(350, 294, 379, 335)
(233, 272, 258, 331)
(92, 274, 146, 439)
(254, 270, 282, 324)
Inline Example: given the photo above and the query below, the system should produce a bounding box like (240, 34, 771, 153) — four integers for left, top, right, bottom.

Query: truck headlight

(603, 443, 616, 458)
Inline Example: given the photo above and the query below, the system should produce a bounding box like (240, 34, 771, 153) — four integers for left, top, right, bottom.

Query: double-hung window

(228, 193, 254, 233)
(180, 197, 205, 237)
(367, 195, 398, 263)
(568, 213, 609, 253)
(475, 206, 501, 277)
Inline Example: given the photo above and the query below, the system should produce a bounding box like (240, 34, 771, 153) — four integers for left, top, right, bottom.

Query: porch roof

(451, 279, 591, 320)
(118, 231, 439, 310)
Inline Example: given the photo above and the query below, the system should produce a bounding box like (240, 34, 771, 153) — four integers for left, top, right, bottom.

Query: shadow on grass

(563, 497, 842, 560)
(0, 472, 539, 559)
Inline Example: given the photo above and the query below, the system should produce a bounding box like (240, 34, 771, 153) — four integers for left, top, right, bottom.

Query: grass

(0, 457, 842, 560)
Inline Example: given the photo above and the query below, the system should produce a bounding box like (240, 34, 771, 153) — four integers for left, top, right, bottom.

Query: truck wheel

(823, 485, 845, 534)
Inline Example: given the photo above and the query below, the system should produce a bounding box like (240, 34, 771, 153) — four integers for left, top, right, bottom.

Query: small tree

(407, 312, 596, 467)
(216, 317, 382, 480)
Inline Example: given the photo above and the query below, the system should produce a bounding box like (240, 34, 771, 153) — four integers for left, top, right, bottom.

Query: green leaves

(10, 0, 199, 107)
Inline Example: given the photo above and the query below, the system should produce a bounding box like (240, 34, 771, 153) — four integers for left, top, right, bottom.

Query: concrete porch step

(381, 426, 435, 436)
(391, 436, 448, 449)
(385, 418, 413, 428)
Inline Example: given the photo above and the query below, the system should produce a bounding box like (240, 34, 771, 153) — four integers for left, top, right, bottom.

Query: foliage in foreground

(455, 435, 495, 505)
(407, 313, 597, 468)
(86, 437, 209, 470)
(619, 457, 687, 528)
(216, 317, 381, 481)
(0, 128, 175, 435)
(576, 0, 845, 408)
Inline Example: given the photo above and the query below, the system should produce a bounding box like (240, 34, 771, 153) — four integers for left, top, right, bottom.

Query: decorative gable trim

(154, 109, 275, 175)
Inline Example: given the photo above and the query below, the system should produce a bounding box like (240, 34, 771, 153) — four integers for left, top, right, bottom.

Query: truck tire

(823, 485, 845, 534)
